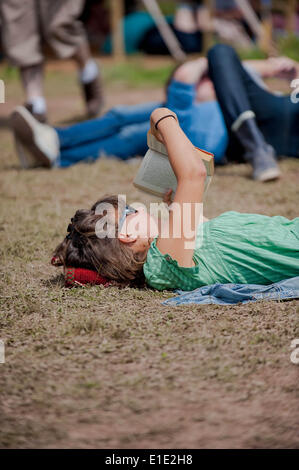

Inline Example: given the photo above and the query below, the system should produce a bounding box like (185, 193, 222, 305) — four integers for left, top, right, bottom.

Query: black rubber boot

(234, 118, 281, 182)
(82, 76, 104, 118)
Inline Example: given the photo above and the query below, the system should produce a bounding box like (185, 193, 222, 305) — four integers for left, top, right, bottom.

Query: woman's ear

(118, 233, 137, 244)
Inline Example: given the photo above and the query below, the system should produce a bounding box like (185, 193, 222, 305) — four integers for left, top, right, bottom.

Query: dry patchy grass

(0, 59, 298, 449)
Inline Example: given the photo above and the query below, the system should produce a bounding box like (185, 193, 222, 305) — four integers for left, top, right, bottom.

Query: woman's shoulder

(143, 237, 175, 290)
(143, 237, 201, 291)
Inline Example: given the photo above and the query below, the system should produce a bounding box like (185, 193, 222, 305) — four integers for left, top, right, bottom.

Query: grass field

(0, 57, 298, 449)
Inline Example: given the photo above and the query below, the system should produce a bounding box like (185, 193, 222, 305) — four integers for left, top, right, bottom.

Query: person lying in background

(178, 44, 299, 181)
(11, 45, 299, 181)
(207, 45, 299, 181)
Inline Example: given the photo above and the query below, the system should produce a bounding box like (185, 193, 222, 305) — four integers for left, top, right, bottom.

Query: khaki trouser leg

(0, 0, 43, 67)
(0, 0, 87, 66)
(39, 0, 87, 60)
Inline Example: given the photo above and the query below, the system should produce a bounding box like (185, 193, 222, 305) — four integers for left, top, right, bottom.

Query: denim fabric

(56, 102, 159, 167)
(55, 81, 228, 167)
(163, 277, 299, 306)
(208, 44, 299, 159)
(55, 45, 298, 168)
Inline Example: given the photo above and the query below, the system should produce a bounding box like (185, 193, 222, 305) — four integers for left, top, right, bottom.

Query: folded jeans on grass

(162, 277, 299, 306)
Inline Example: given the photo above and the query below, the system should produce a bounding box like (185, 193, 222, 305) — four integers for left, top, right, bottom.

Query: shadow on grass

(42, 273, 65, 288)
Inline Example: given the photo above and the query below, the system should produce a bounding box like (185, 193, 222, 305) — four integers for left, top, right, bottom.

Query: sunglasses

(118, 204, 138, 231)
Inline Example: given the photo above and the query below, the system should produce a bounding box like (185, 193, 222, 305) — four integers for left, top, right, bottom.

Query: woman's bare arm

(173, 57, 208, 85)
(244, 57, 299, 79)
(150, 108, 207, 268)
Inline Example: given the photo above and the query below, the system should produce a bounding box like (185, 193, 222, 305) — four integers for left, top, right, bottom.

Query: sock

(79, 59, 99, 84)
(28, 96, 47, 115)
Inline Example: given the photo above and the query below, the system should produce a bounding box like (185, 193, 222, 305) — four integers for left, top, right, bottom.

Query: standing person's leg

(208, 44, 280, 182)
(73, 40, 103, 118)
(0, 0, 47, 122)
(40, 0, 103, 118)
(19, 65, 47, 122)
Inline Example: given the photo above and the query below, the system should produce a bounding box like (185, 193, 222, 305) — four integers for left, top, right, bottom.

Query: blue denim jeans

(208, 44, 299, 160)
(55, 102, 160, 167)
(163, 276, 299, 306)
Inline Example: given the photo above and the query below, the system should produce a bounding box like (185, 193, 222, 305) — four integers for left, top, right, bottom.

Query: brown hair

(53, 195, 146, 287)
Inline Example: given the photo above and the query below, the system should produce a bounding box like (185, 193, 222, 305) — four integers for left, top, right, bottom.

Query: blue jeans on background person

(55, 79, 228, 168)
(55, 101, 160, 167)
(208, 44, 299, 161)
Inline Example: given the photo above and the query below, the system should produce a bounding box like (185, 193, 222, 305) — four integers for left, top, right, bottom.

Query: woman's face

(118, 207, 159, 253)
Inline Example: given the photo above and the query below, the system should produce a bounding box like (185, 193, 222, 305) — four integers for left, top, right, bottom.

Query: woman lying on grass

(54, 108, 299, 290)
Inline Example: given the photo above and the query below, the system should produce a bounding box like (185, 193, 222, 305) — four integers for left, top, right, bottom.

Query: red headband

(51, 257, 110, 287)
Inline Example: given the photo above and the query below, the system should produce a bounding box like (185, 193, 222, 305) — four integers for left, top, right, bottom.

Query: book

(133, 130, 214, 199)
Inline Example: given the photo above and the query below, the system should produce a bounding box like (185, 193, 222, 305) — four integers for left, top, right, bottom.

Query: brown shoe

(82, 76, 104, 118)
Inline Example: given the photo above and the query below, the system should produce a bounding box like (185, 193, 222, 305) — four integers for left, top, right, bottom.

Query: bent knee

(208, 44, 236, 63)
(43, 19, 85, 57)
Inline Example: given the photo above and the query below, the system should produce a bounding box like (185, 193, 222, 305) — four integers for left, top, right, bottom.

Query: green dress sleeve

(143, 237, 201, 291)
